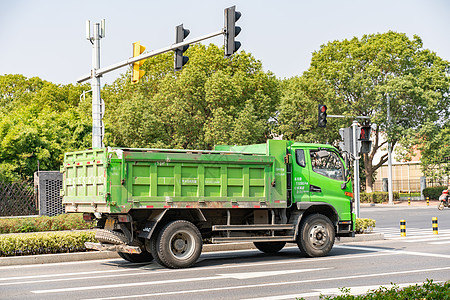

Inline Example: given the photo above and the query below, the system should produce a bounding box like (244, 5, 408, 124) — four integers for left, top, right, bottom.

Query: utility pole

(387, 94, 394, 205)
(86, 20, 105, 148)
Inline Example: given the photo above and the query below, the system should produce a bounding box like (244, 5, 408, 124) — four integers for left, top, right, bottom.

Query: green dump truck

(62, 139, 354, 268)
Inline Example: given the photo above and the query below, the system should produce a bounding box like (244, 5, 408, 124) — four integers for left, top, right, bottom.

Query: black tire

(145, 233, 167, 267)
(155, 220, 202, 269)
(95, 229, 128, 245)
(297, 214, 335, 258)
(438, 202, 444, 210)
(118, 239, 153, 263)
(254, 241, 286, 254)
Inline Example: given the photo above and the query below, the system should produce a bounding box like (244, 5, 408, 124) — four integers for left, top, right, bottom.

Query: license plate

(104, 218, 116, 231)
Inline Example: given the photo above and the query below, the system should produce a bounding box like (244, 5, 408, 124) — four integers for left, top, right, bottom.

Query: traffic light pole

(77, 29, 224, 84)
(352, 120, 360, 218)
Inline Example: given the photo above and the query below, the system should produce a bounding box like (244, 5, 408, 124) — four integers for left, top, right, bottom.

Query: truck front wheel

(155, 220, 202, 268)
(254, 242, 286, 254)
(297, 214, 335, 257)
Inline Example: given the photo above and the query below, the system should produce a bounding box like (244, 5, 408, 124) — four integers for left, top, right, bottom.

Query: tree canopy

(280, 31, 450, 191)
(2, 32, 449, 189)
(102, 44, 279, 150)
(0, 74, 91, 182)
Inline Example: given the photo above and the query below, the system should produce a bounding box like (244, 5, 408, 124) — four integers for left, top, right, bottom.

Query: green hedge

(355, 218, 376, 234)
(423, 186, 447, 200)
(360, 192, 399, 203)
(0, 214, 96, 234)
(317, 280, 449, 299)
(0, 231, 96, 256)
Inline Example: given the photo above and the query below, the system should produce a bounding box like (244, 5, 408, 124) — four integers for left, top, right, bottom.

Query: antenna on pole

(85, 20, 91, 40)
(100, 19, 106, 38)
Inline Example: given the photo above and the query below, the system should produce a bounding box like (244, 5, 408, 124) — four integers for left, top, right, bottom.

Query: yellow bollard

(427, 197, 429, 206)
(432, 217, 438, 235)
(408, 197, 411, 206)
(400, 220, 406, 237)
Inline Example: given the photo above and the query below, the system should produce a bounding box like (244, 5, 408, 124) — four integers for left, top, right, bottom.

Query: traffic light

(224, 5, 241, 57)
(131, 41, 146, 84)
(318, 104, 327, 128)
(339, 127, 353, 154)
(358, 126, 372, 154)
(174, 24, 190, 71)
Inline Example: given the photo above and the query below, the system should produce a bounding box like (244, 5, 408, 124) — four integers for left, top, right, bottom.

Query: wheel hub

(173, 237, 186, 252)
(309, 224, 327, 247)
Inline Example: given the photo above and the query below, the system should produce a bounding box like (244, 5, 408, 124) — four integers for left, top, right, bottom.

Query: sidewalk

(361, 199, 440, 208)
(0, 232, 383, 266)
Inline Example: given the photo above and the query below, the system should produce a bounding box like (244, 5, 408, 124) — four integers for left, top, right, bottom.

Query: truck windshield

(310, 149, 344, 181)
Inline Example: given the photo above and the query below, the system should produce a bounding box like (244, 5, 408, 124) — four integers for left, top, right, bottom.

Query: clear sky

(1, 0, 449, 85)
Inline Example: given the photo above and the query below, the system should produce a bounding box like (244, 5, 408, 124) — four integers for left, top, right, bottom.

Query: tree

(399, 121, 450, 181)
(292, 31, 450, 192)
(0, 75, 91, 182)
(103, 44, 280, 150)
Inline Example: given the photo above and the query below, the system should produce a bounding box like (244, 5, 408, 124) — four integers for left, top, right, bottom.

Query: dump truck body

(62, 140, 354, 268)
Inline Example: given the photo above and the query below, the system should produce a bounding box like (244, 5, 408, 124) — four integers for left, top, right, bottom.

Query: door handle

(310, 185, 322, 193)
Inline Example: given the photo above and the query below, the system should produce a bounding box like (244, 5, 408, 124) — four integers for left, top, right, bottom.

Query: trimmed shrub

(355, 218, 376, 234)
(0, 231, 96, 256)
(0, 214, 96, 234)
(360, 192, 399, 203)
(423, 186, 447, 200)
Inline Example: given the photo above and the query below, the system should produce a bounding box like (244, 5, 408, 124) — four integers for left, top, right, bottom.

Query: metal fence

(373, 178, 448, 193)
(0, 181, 37, 216)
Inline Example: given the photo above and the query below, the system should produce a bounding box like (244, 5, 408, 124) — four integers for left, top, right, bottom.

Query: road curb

(0, 232, 384, 267)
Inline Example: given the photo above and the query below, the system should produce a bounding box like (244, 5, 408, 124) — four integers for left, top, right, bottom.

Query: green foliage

(103, 44, 279, 150)
(0, 74, 92, 182)
(0, 214, 96, 234)
(355, 218, 376, 234)
(400, 122, 450, 180)
(318, 280, 449, 299)
(0, 231, 96, 256)
(360, 192, 400, 203)
(423, 186, 448, 200)
(281, 32, 450, 192)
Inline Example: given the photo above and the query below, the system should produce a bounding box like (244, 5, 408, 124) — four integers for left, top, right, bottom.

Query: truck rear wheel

(297, 214, 335, 257)
(254, 241, 286, 254)
(146, 234, 167, 267)
(155, 220, 202, 269)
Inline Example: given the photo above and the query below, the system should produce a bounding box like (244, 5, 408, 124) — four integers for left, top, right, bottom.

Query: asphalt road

(0, 206, 449, 300)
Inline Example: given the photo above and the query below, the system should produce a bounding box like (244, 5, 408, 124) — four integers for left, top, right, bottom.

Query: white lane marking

(0, 258, 118, 270)
(0, 271, 149, 286)
(337, 245, 450, 259)
(82, 267, 450, 300)
(429, 240, 450, 245)
(0, 252, 392, 285)
(243, 282, 440, 300)
(0, 268, 132, 282)
(402, 236, 450, 243)
(217, 268, 330, 280)
(32, 267, 328, 294)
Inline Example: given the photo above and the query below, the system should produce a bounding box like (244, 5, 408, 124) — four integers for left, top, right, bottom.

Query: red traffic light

(359, 126, 371, 141)
(318, 104, 327, 128)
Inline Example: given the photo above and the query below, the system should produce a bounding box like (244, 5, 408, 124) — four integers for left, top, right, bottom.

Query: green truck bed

(62, 140, 291, 214)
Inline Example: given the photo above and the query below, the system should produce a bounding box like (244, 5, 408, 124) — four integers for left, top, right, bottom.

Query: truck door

(307, 148, 351, 219)
(290, 147, 310, 202)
